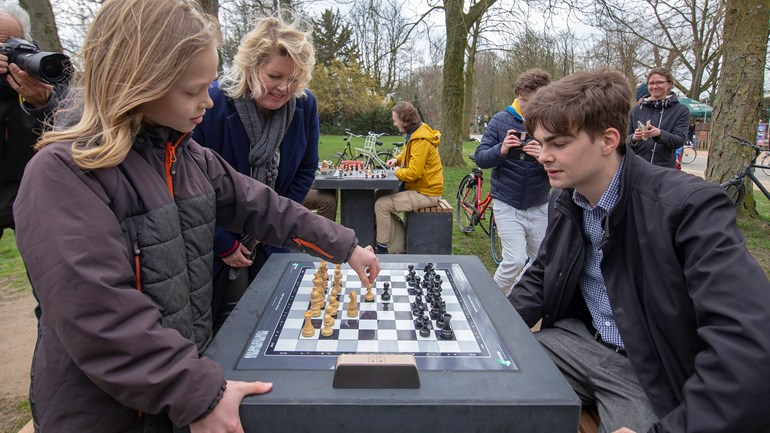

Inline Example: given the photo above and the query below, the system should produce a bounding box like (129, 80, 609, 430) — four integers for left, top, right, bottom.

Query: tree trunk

(19, 0, 61, 51)
(705, 0, 770, 215)
(463, 23, 480, 141)
(440, 0, 496, 168)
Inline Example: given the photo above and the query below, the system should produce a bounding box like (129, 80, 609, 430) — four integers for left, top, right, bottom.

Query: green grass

(0, 229, 31, 301)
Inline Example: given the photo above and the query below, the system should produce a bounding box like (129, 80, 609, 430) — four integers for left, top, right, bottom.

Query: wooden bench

(405, 198, 453, 254)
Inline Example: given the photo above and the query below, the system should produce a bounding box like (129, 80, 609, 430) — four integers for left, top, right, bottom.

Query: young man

(474, 69, 550, 295)
(509, 69, 770, 433)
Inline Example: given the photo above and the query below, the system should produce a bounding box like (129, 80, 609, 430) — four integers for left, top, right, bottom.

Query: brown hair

(514, 68, 551, 96)
(646, 67, 674, 84)
(526, 68, 632, 154)
(391, 101, 421, 132)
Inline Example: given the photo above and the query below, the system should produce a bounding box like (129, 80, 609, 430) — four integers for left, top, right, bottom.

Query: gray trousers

(535, 319, 658, 433)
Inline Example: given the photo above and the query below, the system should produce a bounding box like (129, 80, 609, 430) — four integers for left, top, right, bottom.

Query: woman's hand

(222, 243, 253, 268)
(386, 158, 398, 168)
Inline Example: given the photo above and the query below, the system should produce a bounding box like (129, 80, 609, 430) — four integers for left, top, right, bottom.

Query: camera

(0, 38, 71, 85)
(506, 131, 536, 162)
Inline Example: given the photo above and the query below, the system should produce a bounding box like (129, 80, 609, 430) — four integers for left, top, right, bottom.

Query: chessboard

(203, 254, 580, 433)
(237, 261, 515, 371)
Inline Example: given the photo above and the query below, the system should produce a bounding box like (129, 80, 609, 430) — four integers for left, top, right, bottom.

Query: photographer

(474, 68, 551, 297)
(0, 2, 62, 240)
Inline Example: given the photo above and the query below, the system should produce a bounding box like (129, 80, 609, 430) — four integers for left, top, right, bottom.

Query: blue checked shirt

(572, 158, 625, 349)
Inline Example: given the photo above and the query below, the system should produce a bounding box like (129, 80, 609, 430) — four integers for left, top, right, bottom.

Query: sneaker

(374, 242, 389, 254)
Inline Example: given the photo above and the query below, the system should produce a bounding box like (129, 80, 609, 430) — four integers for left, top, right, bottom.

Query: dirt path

(0, 291, 37, 432)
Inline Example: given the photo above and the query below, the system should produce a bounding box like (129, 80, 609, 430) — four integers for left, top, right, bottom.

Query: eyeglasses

(647, 80, 670, 87)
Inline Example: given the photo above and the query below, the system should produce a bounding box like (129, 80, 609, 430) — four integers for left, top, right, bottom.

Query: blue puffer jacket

(474, 105, 549, 210)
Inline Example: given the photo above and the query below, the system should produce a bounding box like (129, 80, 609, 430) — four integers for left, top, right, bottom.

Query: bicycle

(325, 129, 393, 168)
(719, 135, 770, 205)
(456, 154, 502, 264)
(680, 143, 697, 164)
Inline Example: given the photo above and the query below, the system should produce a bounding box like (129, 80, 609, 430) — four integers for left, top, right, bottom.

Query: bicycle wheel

(720, 179, 746, 205)
(325, 152, 344, 166)
(758, 151, 770, 176)
(456, 175, 479, 234)
(681, 146, 697, 164)
(489, 208, 503, 265)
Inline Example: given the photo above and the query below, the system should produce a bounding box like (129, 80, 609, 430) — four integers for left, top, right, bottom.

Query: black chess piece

(419, 324, 431, 338)
(430, 301, 441, 320)
(440, 313, 454, 339)
(381, 282, 391, 301)
(436, 313, 446, 328)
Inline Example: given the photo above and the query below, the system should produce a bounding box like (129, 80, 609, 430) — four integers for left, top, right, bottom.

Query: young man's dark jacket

(14, 127, 358, 432)
(474, 105, 549, 209)
(509, 149, 770, 433)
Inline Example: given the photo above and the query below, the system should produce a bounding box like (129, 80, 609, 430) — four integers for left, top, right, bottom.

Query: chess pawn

(301, 311, 315, 337)
(326, 303, 337, 319)
(347, 290, 359, 317)
(321, 313, 334, 337)
(329, 294, 340, 311)
(364, 283, 375, 302)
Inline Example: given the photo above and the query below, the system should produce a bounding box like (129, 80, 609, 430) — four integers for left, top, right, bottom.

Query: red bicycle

(456, 155, 502, 264)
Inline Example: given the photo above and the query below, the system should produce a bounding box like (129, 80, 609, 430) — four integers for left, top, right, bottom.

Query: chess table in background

(204, 254, 580, 433)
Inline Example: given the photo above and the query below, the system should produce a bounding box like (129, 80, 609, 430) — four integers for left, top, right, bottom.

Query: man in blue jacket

(474, 69, 551, 295)
(510, 68, 770, 433)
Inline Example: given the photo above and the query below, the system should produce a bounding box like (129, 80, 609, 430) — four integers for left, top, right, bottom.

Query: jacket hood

(410, 122, 441, 147)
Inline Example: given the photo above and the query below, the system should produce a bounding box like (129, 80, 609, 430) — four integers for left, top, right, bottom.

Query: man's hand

(501, 129, 523, 156)
(6, 63, 53, 109)
(347, 245, 380, 285)
(386, 157, 398, 168)
(522, 140, 542, 160)
(189, 380, 272, 433)
(222, 243, 253, 268)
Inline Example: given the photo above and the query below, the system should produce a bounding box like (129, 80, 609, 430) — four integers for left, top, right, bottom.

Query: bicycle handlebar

(729, 135, 763, 156)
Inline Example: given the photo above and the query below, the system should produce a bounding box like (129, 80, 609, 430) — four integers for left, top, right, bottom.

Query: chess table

(312, 170, 400, 247)
(204, 254, 580, 432)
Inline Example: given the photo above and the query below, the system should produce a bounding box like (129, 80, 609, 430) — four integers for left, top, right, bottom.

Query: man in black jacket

(510, 69, 770, 433)
(0, 3, 59, 240)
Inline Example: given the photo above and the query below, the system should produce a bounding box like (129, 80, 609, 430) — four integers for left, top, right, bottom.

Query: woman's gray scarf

(232, 94, 296, 189)
(228, 93, 295, 279)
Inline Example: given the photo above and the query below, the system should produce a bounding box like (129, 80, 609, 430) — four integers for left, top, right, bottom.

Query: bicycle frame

(721, 135, 770, 204)
(471, 169, 493, 217)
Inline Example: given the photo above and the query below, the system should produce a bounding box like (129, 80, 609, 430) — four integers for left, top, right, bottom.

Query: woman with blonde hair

(14, 1, 379, 431)
(193, 14, 324, 330)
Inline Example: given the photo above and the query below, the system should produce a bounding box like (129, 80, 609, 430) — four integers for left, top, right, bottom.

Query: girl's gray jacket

(14, 126, 357, 432)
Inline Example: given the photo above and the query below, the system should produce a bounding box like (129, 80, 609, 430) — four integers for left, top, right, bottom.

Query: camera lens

(14, 52, 71, 84)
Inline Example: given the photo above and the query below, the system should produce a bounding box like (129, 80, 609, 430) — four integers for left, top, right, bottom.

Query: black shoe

(374, 243, 389, 254)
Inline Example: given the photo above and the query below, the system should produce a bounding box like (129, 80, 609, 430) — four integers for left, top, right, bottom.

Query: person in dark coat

(510, 68, 770, 433)
(191, 15, 320, 331)
(627, 68, 690, 168)
(0, 3, 62, 239)
(474, 69, 550, 296)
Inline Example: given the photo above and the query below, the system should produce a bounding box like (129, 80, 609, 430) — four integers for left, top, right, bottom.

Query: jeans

(492, 201, 547, 295)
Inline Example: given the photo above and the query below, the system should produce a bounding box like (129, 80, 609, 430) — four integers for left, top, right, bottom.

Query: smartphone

(506, 145, 536, 162)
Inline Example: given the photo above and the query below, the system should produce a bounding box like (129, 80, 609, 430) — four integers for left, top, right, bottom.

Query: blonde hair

(36, 0, 221, 170)
(219, 15, 314, 100)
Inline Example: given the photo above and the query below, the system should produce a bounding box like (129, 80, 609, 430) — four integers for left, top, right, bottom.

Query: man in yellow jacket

(375, 101, 444, 253)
